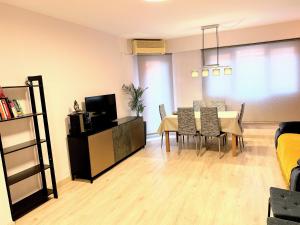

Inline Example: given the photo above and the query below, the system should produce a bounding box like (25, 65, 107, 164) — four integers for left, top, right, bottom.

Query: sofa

(275, 122, 300, 187)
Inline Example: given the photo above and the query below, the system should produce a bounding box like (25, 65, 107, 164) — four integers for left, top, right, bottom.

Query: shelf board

(3, 139, 46, 155)
(12, 189, 53, 221)
(2, 85, 39, 89)
(8, 164, 50, 186)
(0, 112, 43, 123)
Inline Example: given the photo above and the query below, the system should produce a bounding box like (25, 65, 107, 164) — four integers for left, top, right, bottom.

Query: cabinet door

(129, 118, 145, 152)
(88, 129, 115, 177)
(68, 136, 91, 179)
(112, 123, 131, 162)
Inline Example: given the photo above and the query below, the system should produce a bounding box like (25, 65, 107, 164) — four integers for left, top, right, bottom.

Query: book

(0, 101, 7, 120)
(4, 98, 14, 119)
(1, 99, 11, 119)
(13, 99, 24, 115)
(8, 99, 17, 118)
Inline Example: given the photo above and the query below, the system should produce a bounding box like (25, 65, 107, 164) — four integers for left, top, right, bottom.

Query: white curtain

(202, 39, 300, 122)
(137, 55, 174, 133)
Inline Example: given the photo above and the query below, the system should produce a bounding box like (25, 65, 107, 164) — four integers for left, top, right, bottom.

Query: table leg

(231, 134, 237, 156)
(165, 131, 170, 152)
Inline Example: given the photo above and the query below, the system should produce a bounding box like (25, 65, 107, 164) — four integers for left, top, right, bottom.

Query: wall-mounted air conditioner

(132, 39, 166, 55)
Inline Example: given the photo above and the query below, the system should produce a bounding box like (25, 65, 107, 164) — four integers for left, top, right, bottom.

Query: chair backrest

(193, 100, 206, 112)
(177, 107, 197, 135)
(210, 100, 226, 111)
(239, 103, 245, 123)
(200, 107, 221, 136)
(159, 104, 167, 120)
(238, 103, 245, 132)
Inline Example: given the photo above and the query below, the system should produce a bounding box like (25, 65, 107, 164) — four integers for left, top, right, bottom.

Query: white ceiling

(1, 0, 300, 39)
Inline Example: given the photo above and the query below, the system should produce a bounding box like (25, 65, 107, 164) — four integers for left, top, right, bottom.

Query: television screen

(85, 94, 117, 121)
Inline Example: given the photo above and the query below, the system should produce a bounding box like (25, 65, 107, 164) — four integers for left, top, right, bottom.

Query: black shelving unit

(0, 75, 58, 221)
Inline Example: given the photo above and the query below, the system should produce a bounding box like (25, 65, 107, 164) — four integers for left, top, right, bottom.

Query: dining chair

(177, 107, 200, 154)
(209, 100, 226, 111)
(193, 100, 206, 112)
(159, 104, 167, 148)
(159, 104, 178, 148)
(198, 107, 227, 158)
(238, 103, 245, 151)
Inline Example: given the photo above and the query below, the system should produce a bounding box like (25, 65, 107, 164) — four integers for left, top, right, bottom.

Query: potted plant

(122, 83, 147, 117)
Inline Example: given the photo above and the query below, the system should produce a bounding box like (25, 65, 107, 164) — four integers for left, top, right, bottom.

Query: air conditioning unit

(132, 39, 166, 55)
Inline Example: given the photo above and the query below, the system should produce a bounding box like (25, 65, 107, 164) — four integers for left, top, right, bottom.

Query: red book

(0, 101, 6, 120)
(1, 99, 11, 119)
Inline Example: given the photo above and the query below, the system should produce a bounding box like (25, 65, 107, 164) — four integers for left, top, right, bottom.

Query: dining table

(157, 111, 242, 156)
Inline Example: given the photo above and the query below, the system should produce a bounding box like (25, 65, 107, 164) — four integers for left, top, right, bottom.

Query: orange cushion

(277, 133, 300, 185)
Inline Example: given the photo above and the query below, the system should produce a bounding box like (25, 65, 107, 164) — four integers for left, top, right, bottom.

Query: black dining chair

(208, 100, 226, 111)
(199, 107, 227, 158)
(177, 107, 200, 154)
(193, 100, 206, 112)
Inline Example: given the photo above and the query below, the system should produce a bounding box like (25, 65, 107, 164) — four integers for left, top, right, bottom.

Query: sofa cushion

(277, 134, 300, 184)
(270, 187, 300, 222)
(275, 122, 300, 148)
(268, 217, 300, 225)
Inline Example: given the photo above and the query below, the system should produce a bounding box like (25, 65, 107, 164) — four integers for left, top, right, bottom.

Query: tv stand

(67, 116, 146, 182)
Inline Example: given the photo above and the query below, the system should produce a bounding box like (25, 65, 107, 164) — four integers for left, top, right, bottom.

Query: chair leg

(195, 136, 198, 151)
(176, 132, 179, 143)
(238, 136, 243, 152)
(161, 132, 164, 149)
(241, 136, 245, 148)
(178, 135, 182, 155)
(226, 134, 228, 148)
(197, 136, 202, 156)
(218, 137, 221, 158)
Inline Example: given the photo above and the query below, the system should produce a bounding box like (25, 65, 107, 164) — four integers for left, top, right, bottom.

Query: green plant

(122, 83, 147, 117)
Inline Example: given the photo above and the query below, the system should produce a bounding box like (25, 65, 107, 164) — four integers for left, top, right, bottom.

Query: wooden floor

(16, 124, 285, 225)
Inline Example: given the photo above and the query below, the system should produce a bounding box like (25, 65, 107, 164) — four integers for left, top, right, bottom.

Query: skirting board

(57, 176, 72, 188)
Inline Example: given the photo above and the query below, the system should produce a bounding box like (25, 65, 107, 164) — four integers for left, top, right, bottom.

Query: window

(137, 55, 174, 133)
(202, 39, 300, 122)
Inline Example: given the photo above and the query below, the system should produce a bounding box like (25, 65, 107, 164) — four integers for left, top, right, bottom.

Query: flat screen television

(85, 94, 117, 122)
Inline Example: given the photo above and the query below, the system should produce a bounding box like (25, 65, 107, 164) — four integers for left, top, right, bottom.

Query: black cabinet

(0, 76, 58, 221)
(67, 116, 146, 182)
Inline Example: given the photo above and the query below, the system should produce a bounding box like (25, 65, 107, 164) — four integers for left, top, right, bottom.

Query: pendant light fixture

(200, 24, 232, 77)
(191, 70, 199, 77)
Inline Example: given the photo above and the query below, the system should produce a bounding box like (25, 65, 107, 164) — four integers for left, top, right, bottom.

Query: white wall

(167, 20, 300, 53)
(0, 4, 136, 225)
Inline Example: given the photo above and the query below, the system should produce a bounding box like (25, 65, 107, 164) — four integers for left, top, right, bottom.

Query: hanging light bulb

(224, 67, 232, 75)
(202, 68, 209, 77)
(191, 70, 199, 78)
(212, 68, 220, 76)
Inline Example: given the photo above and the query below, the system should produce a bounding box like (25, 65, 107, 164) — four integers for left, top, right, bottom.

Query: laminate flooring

(15, 124, 285, 225)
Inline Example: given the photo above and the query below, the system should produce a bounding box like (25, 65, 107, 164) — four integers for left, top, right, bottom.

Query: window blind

(202, 39, 300, 122)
